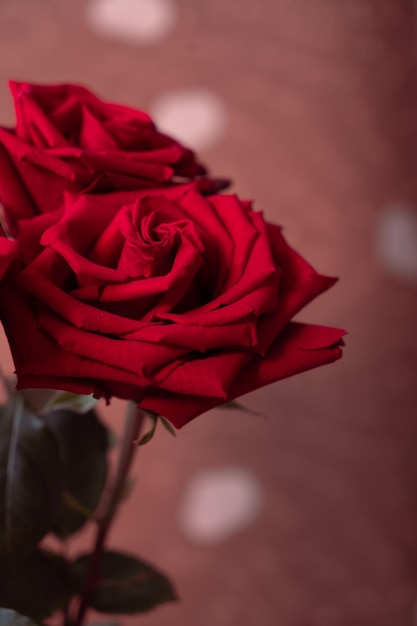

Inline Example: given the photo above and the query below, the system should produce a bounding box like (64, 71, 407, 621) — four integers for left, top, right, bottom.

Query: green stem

(71, 404, 146, 626)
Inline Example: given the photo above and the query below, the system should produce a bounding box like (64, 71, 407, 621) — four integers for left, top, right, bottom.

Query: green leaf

(0, 395, 62, 564)
(221, 400, 244, 410)
(135, 414, 176, 446)
(23, 389, 98, 416)
(46, 391, 98, 415)
(135, 414, 158, 446)
(0, 550, 73, 620)
(72, 551, 177, 614)
(159, 417, 176, 437)
(45, 409, 109, 539)
(0, 609, 40, 626)
(221, 400, 265, 417)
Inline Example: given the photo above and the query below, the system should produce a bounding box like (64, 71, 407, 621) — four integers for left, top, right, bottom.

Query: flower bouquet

(0, 82, 344, 625)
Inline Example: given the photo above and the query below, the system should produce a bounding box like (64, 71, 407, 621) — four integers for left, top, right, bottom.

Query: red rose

(0, 185, 344, 427)
(0, 236, 14, 279)
(0, 82, 228, 230)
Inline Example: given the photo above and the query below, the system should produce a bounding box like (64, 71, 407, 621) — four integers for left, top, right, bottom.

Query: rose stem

(72, 404, 146, 626)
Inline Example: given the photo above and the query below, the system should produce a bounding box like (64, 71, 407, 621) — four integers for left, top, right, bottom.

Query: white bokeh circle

(178, 467, 263, 544)
(375, 203, 417, 285)
(85, 0, 177, 45)
(150, 88, 227, 151)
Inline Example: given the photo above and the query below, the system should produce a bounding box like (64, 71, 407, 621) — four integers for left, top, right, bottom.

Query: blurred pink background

(1, 1, 417, 625)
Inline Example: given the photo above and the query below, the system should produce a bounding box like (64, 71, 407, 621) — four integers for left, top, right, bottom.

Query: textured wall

(0, 2, 417, 625)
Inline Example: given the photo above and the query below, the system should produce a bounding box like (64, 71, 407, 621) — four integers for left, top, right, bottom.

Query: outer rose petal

(0, 236, 15, 278)
(139, 323, 345, 427)
(0, 143, 36, 228)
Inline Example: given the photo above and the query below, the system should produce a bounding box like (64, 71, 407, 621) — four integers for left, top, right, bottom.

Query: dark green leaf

(0, 550, 73, 620)
(0, 609, 40, 626)
(72, 551, 177, 614)
(0, 394, 62, 565)
(62, 491, 94, 519)
(45, 409, 109, 539)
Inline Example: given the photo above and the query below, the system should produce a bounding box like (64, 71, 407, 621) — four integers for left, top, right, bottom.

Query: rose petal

(139, 323, 345, 427)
